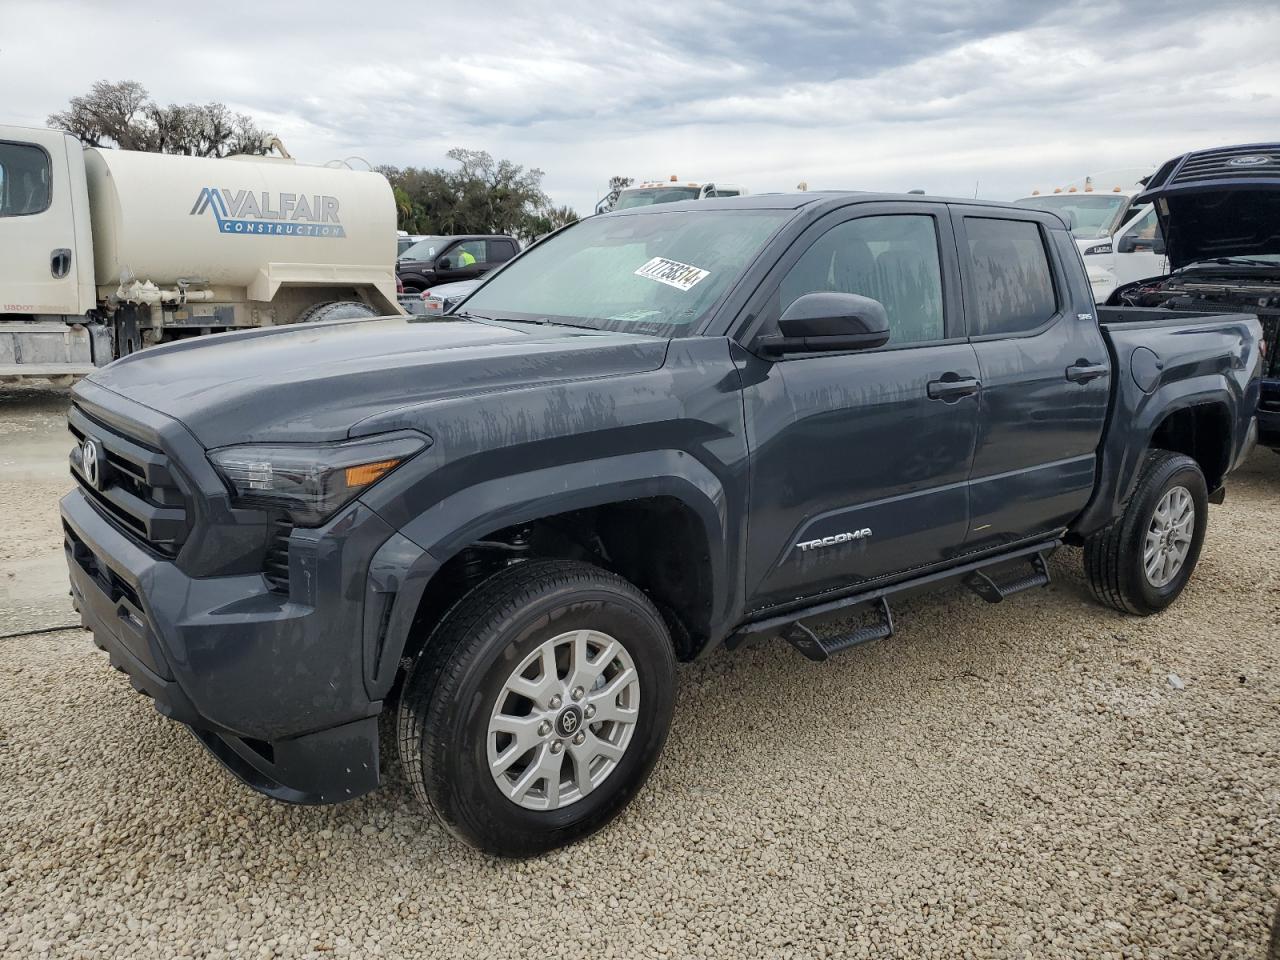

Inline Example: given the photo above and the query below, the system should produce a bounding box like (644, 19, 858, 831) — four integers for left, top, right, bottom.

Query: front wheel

(397, 559, 676, 857)
(1083, 449, 1208, 615)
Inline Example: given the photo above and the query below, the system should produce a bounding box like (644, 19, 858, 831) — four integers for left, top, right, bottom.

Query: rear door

(737, 202, 981, 610)
(951, 207, 1110, 550)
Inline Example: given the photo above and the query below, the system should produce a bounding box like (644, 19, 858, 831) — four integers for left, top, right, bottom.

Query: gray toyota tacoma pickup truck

(62, 192, 1262, 856)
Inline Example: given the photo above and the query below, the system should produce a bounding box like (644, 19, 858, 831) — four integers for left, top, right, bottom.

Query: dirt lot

(1, 386, 1277, 959)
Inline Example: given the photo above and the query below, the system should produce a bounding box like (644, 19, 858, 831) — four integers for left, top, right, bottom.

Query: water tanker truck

(0, 125, 400, 381)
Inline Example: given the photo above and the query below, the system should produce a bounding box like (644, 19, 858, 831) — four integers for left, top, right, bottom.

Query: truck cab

(0, 127, 98, 375)
(1015, 174, 1165, 302)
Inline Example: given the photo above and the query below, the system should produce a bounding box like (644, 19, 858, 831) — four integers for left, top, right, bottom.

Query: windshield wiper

(1186, 257, 1280, 268)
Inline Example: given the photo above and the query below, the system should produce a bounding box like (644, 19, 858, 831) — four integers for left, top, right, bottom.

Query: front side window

(462, 208, 788, 337)
(451, 240, 486, 265)
(0, 142, 52, 218)
(776, 214, 946, 345)
(1126, 207, 1161, 243)
(964, 217, 1058, 337)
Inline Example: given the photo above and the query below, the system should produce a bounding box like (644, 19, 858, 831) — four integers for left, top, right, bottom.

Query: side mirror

(437, 257, 452, 271)
(758, 293, 891, 357)
(1117, 235, 1159, 254)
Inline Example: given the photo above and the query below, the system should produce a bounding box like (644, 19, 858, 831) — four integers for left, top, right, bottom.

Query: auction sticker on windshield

(634, 257, 710, 291)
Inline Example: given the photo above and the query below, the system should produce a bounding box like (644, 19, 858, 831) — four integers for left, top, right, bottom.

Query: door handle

(927, 376, 980, 402)
(1065, 361, 1108, 384)
(51, 248, 72, 279)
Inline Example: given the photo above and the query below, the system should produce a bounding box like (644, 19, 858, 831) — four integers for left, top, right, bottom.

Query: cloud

(2, 0, 1277, 212)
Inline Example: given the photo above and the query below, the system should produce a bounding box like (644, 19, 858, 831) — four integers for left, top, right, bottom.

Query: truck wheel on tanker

(295, 300, 380, 323)
(396, 559, 677, 857)
(1083, 450, 1208, 616)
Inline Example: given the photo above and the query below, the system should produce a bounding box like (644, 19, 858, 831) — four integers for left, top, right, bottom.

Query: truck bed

(1069, 305, 1263, 539)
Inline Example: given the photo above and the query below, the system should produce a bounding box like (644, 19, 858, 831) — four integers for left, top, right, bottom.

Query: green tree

(381, 149, 566, 240)
(48, 80, 273, 157)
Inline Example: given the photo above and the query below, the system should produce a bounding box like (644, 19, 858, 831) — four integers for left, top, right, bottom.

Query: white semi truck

(0, 125, 400, 381)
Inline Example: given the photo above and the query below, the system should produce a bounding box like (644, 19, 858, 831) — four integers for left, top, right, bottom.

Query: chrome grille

(68, 404, 190, 556)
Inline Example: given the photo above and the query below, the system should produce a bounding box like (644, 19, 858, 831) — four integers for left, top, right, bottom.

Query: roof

(603, 191, 1050, 216)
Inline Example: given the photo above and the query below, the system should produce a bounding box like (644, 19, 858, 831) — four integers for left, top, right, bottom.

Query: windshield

(1013, 195, 1128, 238)
(614, 187, 701, 210)
(400, 236, 450, 260)
(460, 209, 789, 337)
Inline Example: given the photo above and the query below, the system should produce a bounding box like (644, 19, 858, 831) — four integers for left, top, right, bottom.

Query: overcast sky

(3, 0, 1278, 213)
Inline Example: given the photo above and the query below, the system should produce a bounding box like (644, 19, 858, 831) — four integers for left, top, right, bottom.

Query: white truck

(0, 125, 400, 382)
(1014, 171, 1164, 302)
(594, 176, 748, 214)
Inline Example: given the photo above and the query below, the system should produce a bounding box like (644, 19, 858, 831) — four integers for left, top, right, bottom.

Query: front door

(1112, 206, 1167, 287)
(737, 204, 980, 612)
(0, 131, 81, 315)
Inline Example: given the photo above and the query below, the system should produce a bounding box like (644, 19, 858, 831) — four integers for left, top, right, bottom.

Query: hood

(1134, 143, 1280, 270)
(86, 316, 668, 448)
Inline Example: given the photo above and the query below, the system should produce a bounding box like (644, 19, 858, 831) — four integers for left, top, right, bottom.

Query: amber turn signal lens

(345, 458, 402, 487)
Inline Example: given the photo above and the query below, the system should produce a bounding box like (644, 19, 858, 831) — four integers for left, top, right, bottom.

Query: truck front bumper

(62, 488, 389, 805)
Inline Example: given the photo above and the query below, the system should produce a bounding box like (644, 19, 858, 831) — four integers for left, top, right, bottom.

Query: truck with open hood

(1109, 143, 1280, 448)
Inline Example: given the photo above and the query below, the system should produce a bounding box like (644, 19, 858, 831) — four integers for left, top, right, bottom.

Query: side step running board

(784, 597, 894, 662)
(963, 551, 1051, 603)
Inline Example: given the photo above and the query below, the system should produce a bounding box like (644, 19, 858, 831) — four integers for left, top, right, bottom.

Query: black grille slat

(69, 403, 190, 557)
(262, 523, 292, 592)
(1170, 146, 1280, 185)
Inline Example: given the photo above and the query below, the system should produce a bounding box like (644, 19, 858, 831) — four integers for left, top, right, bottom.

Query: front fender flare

(360, 451, 733, 699)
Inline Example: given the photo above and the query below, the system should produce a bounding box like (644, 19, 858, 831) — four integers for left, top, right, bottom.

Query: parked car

(63, 191, 1260, 858)
(420, 278, 483, 317)
(595, 177, 748, 214)
(396, 234, 518, 293)
(1108, 143, 1280, 449)
(397, 233, 427, 257)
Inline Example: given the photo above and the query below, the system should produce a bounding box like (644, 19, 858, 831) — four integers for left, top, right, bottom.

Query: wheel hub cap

(1143, 485, 1195, 588)
(486, 629, 641, 812)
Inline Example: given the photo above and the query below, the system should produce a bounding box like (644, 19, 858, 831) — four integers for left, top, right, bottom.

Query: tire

(295, 300, 379, 323)
(400, 285, 422, 296)
(1083, 449, 1208, 615)
(397, 559, 677, 857)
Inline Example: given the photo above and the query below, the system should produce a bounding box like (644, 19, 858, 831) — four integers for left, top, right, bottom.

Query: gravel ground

(0, 384, 77, 635)
(0, 421, 1277, 957)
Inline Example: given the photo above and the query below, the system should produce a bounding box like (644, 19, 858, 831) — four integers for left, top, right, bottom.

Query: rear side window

(777, 214, 946, 344)
(492, 239, 517, 261)
(964, 218, 1058, 336)
(0, 141, 52, 217)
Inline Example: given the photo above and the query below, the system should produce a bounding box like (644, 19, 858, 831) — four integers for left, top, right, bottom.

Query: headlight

(209, 433, 428, 526)
(1083, 242, 1113, 256)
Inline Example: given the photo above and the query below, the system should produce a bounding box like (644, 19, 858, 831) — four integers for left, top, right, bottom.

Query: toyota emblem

(81, 438, 104, 490)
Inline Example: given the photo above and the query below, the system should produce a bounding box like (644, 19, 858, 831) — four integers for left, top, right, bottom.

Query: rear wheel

(295, 300, 379, 323)
(397, 559, 676, 857)
(1083, 450, 1208, 615)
